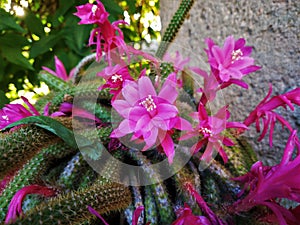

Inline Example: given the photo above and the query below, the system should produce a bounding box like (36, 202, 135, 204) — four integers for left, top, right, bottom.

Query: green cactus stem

(39, 71, 72, 92)
(155, 0, 195, 58)
(13, 181, 132, 225)
(0, 125, 55, 179)
(144, 185, 159, 225)
(0, 141, 76, 221)
(127, 150, 175, 224)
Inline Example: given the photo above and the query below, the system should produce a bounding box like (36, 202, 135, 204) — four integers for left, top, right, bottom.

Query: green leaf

(0, 90, 9, 108)
(1, 46, 34, 70)
(24, 11, 45, 37)
(0, 8, 24, 32)
(51, 0, 75, 27)
(64, 16, 92, 55)
(3, 116, 103, 159)
(30, 31, 64, 58)
(127, 1, 137, 14)
(0, 33, 29, 48)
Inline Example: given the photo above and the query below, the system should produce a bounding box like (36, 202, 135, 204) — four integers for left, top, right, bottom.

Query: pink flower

(231, 131, 300, 225)
(111, 73, 192, 163)
(180, 103, 247, 163)
(163, 51, 190, 72)
(205, 36, 260, 83)
(0, 97, 40, 130)
(242, 84, 300, 147)
(42, 56, 75, 81)
(5, 185, 56, 224)
(97, 64, 133, 98)
(172, 203, 212, 225)
(74, 0, 108, 25)
(74, 1, 127, 63)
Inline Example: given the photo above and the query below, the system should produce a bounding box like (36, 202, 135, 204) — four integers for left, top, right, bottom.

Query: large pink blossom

(0, 97, 40, 130)
(111, 73, 192, 163)
(180, 103, 247, 163)
(42, 56, 75, 81)
(5, 185, 56, 224)
(205, 36, 260, 84)
(74, 1, 127, 63)
(231, 130, 300, 225)
(242, 85, 300, 148)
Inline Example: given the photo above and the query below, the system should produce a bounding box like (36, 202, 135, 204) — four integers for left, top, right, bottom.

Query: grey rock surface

(160, 0, 300, 165)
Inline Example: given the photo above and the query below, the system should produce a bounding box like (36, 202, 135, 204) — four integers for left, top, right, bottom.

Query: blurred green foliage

(0, 0, 160, 105)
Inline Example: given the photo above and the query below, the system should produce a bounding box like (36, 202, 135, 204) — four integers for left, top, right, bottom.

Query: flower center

(231, 49, 243, 62)
(199, 127, 212, 136)
(140, 95, 157, 112)
(111, 74, 123, 83)
(91, 5, 98, 15)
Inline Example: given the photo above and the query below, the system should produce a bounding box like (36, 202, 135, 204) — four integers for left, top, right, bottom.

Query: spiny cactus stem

(155, 0, 195, 58)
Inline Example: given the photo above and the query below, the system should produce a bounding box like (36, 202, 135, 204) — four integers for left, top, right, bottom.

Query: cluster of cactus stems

(1, 0, 300, 225)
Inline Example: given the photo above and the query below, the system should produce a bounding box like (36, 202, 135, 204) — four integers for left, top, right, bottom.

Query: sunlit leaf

(0, 33, 29, 47)
(1, 46, 34, 70)
(0, 90, 9, 108)
(24, 11, 45, 37)
(30, 31, 64, 58)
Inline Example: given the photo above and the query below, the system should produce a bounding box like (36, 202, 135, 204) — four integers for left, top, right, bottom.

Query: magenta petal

(159, 73, 178, 103)
(156, 103, 178, 119)
(160, 133, 175, 164)
(151, 116, 168, 130)
(54, 56, 68, 81)
(132, 206, 145, 225)
(112, 100, 132, 118)
(138, 76, 157, 99)
(21, 96, 40, 116)
(135, 114, 151, 133)
(212, 46, 224, 64)
(144, 127, 158, 147)
(88, 206, 109, 225)
(174, 117, 193, 131)
(122, 80, 139, 105)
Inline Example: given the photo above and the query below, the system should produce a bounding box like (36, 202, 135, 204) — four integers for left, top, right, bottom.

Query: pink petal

(132, 206, 145, 225)
(159, 132, 175, 164)
(54, 56, 68, 81)
(138, 76, 156, 99)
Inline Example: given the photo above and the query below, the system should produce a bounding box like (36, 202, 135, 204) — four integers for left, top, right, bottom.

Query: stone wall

(160, 0, 300, 165)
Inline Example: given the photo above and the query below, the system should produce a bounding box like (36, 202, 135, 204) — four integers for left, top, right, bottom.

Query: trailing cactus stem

(0, 125, 54, 179)
(0, 141, 76, 221)
(13, 181, 131, 225)
(39, 71, 72, 92)
(156, 0, 195, 58)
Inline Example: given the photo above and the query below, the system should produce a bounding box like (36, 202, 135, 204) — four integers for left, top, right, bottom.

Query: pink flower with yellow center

(111, 73, 192, 164)
(180, 103, 247, 164)
(205, 35, 260, 84)
(97, 64, 133, 98)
